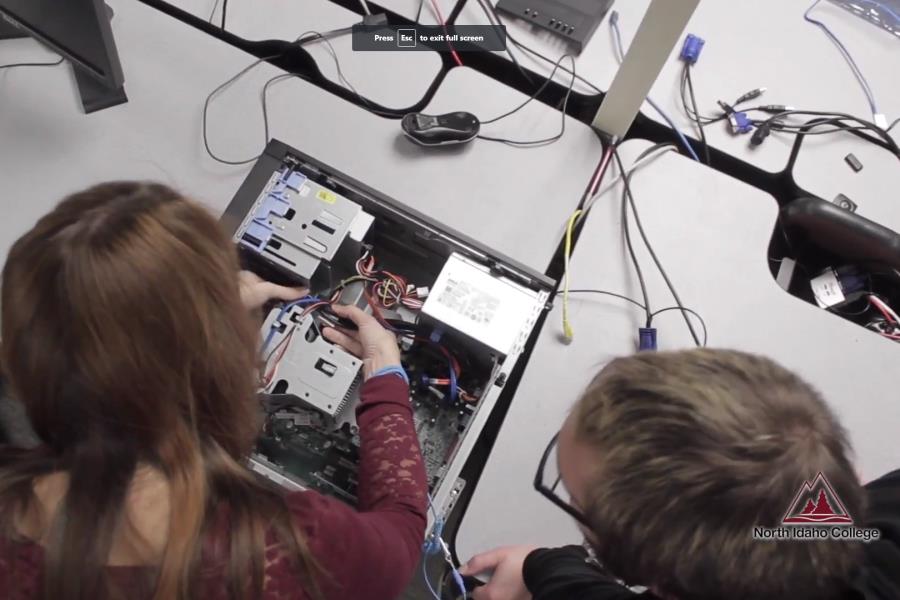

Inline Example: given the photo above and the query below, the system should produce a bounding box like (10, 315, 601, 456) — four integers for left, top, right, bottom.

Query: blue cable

(840, 0, 900, 27)
(423, 559, 442, 600)
(422, 494, 445, 599)
(447, 360, 458, 405)
(804, 0, 880, 120)
(260, 296, 322, 353)
(421, 494, 467, 599)
(609, 12, 701, 162)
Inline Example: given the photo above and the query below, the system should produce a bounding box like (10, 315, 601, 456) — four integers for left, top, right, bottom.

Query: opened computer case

(221, 139, 553, 530)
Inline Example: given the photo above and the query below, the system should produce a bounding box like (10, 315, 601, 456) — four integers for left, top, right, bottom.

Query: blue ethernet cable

(609, 12, 701, 162)
(422, 494, 467, 600)
(804, 0, 883, 125)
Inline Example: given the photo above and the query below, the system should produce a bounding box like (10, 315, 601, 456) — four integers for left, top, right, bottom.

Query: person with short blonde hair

(463, 349, 900, 600)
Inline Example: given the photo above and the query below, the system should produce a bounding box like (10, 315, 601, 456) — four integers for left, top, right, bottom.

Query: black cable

(202, 29, 394, 166)
(781, 118, 899, 175)
(0, 57, 64, 70)
(889, 117, 899, 132)
(648, 307, 708, 347)
(615, 150, 703, 347)
(497, 21, 602, 94)
(762, 121, 876, 136)
(476, 55, 576, 147)
(620, 164, 652, 327)
(683, 64, 711, 164)
(202, 53, 281, 166)
(415, 0, 426, 23)
(208, 0, 221, 23)
(221, 0, 228, 29)
(479, 52, 569, 125)
(757, 110, 899, 155)
(559, 291, 709, 347)
(679, 68, 722, 125)
(607, 143, 677, 326)
(560, 289, 647, 311)
(473, 0, 535, 86)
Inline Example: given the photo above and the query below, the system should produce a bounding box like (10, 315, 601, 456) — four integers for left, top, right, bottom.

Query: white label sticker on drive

(298, 183, 311, 197)
(437, 279, 500, 325)
(810, 269, 845, 308)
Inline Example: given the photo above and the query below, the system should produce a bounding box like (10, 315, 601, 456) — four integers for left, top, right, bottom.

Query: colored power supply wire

(609, 12, 701, 162)
(560, 144, 617, 342)
(561, 209, 583, 341)
(429, 0, 463, 67)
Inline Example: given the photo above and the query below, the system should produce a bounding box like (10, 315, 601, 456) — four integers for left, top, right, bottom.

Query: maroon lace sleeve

(282, 374, 428, 600)
(0, 376, 428, 600)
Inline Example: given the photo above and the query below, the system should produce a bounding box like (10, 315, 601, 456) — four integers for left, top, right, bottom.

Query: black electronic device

(222, 139, 554, 534)
(401, 111, 481, 147)
(0, 0, 126, 113)
(496, 0, 615, 53)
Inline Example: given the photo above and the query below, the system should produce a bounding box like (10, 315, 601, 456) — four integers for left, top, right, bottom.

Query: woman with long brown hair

(0, 181, 427, 600)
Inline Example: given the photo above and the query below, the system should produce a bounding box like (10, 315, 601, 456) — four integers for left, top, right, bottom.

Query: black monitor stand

(0, 18, 26, 40)
(73, 66, 128, 114)
(0, 8, 127, 114)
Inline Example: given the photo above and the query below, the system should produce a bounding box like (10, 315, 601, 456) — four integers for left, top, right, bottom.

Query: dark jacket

(523, 469, 900, 600)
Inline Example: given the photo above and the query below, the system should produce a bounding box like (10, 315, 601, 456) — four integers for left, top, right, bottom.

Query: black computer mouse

(401, 111, 481, 146)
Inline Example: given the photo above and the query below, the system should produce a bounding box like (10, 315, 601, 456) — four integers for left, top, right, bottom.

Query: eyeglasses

(533, 431, 592, 529)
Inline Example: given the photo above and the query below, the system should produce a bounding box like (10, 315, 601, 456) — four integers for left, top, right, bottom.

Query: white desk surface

(465, 0, 899, 167)
(0, 0, 603, 273)
(218, 64, 605, 272)
(461, 1, 899, 232)
(455, 139, 900, 560)
(0, 0, 252, 260)
(163, 0, 443, 108)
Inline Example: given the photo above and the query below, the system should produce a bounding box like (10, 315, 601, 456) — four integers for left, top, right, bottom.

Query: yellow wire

(562, 209, 582, 342)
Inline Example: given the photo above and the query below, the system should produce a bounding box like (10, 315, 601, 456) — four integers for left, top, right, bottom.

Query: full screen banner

(352, 24, 507, 52)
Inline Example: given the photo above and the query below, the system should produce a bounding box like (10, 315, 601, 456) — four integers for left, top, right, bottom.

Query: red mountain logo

(782, 472, 853, 525)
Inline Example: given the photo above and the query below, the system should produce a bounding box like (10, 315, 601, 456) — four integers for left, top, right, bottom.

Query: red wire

(429, 0, 463, 67)
(869, 296, 896, 323)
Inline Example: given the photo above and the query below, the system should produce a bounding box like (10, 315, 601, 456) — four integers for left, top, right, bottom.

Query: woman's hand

(322, 304, 401, 380)
(238, 270, 307, 311)
(460, 545, 538, 600)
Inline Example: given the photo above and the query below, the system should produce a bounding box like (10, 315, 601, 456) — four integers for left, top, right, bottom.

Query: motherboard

(223, 140, 551, 520)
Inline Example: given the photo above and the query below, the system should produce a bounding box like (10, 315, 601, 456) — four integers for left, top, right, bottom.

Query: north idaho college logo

(782, 472, 852, 524)
(753, 472, 880, 542)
